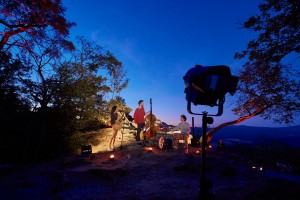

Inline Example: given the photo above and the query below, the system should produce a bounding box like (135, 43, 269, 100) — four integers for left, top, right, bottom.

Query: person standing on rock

(133, 100, 146, 141)
(107, 105, 122, 151)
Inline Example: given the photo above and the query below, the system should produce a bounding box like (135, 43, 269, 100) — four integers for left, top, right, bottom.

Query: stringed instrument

(143, 98, 158, 139)
(112, 111, 123, 130)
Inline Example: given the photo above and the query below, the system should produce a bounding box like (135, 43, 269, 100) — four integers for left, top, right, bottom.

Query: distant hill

(191, 125, 300, 147)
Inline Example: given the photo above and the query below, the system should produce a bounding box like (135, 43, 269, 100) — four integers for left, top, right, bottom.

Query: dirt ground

(1, 128, 300, 200)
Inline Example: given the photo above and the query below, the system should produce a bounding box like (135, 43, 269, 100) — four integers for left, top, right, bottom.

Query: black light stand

(184, 64, 238, 199)
(199, 111, 212, 200)
(192, 117, 195, 138)
(187, 100, 223, 200)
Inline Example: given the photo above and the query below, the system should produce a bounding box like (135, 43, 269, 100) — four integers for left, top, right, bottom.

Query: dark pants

(136, 123, 145, 141)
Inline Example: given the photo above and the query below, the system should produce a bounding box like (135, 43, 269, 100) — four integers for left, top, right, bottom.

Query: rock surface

(1, 128, 300, 200)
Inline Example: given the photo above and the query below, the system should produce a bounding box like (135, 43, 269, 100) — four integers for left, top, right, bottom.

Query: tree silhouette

(0, 52, 30, 113)
(54, 37, 129, 149)
(203, 0, 300, 140)
(19, 33, 72, 112)
(0, 0, 75, 52)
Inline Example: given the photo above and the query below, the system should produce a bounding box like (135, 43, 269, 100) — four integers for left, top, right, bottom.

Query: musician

(133, 100, 146, 141)
(171, 114, 191, 154)
(107, 105, 122, 151)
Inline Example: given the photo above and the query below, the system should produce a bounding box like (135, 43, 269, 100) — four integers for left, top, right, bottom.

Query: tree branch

(200, 106, 266, 143)
(0, 27, 30, 50)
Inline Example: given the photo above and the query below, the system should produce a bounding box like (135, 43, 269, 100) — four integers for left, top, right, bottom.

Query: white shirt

(173, 121, 190, 134)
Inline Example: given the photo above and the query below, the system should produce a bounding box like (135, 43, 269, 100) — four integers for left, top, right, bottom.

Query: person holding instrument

(107, 105, 123, 151)
(133, 100, 146, 141)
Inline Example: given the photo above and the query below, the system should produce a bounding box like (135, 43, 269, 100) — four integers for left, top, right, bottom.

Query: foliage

(54, 37, 129, 149)
(233, 0, 300, 124)
(204, 0, 300, 139)
(0, 52, 31, 113)
(0, 0, 75, 52)
(103, 51, 129, 99)
(107, 96, 132, 119)
(234, 63, 299, 123)
(0, 0, 76, 113)
(0, 1, 130, 162)
(0, 0, 77, 163)
(55, 37, 110, 126)
(235, 0, 300, 63)
(68, 130, 102, 151)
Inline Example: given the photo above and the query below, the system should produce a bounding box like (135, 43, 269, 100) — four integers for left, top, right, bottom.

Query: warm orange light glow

(148, 147, 153, 152)
(195, 150, 200, 154)
(110, 154, 115, 160)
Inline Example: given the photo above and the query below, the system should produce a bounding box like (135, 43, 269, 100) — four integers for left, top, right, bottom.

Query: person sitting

(171, 114, 190, 154)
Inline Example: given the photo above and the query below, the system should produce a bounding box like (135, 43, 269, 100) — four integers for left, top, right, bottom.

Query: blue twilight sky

(62, 0, 299, 127)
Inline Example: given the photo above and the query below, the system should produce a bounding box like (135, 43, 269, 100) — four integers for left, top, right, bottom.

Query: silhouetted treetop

(0, 0, 75, 51)
(235, 0, 300, 63)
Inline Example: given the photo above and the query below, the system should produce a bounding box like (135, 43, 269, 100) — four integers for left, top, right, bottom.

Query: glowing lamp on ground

(148, 147, 153, 152)
(195, 150, 200, 154)
(110, 154, 115, 161)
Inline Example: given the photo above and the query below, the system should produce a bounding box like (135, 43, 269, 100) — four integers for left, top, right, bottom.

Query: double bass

(143, 98, 158, 140)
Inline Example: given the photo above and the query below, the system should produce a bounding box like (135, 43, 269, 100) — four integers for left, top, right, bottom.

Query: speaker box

(81, 145, 92, 155)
